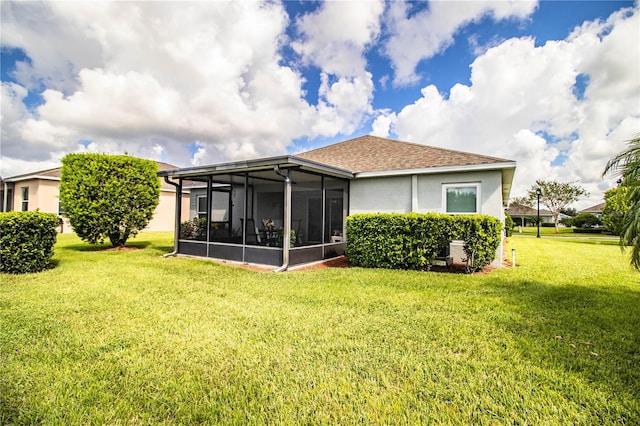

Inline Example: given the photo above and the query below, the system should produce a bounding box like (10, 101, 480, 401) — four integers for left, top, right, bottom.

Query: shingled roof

(580, 202, 605, 214)
(4, 161, 186, 191)
(507, 205, 554, 217)
(295, 135, 514, 174)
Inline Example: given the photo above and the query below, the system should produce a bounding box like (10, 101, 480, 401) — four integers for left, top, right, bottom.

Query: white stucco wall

(350, 175, 412, 214)
(349, 169, 506, 267)
(350, 170, 503, 217)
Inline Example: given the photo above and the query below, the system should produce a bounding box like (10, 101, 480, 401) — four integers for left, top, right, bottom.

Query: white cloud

(0, 1, 103, 94)
(383, 6, 639, 207)
(1, 0, 637, 213)
(384, 0, 538, 86)
(291, 0, 384, 138)
(311, 73, 375, 136)
(371, 110, 397, 137)
(0, 1, 391, 177)
(1, 82, 29, 157)
(292, 0, 384, 76)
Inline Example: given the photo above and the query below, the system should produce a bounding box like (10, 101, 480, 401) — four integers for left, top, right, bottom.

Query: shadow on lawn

(61, 240, 151, 252)
(486, 274, 640, 410)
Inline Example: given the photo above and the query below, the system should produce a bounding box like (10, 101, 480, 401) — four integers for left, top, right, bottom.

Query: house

(506, 204, 566, 226)
(580, 202, 605, 219)
(159, 135, 516, 270)
(1, 162, 191, 233)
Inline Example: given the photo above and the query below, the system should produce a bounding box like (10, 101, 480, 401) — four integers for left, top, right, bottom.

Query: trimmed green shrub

(572, 212, 602, 229)
(573, 227, 604, 234)
(346, 213, 502, 272)
(180, 217, 207, 240)
(602, 187, 628, 236)
(560, 217, 574, 227)
(59, 154, 160, 247)
(0, 211, 59, 274)
(505, 211, 515, 237)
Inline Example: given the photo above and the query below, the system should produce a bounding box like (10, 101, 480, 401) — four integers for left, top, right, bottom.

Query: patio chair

(242, 218, 261, 244)
(292, 218, 303, 245)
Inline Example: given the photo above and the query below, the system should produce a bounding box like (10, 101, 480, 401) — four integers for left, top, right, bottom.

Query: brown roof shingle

(296, 135, 513, 174)
(5, 161, 187, 191)
(4, 167, 62, 180)
(507, 205, 553, 217)
(580, 202, 605, 214)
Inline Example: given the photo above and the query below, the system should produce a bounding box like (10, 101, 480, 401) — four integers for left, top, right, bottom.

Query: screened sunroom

(158, 156, 351, 270)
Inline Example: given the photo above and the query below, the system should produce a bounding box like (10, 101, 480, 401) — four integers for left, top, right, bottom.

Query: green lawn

(1, 232, 639, 424)
(514, 225, 618, 240)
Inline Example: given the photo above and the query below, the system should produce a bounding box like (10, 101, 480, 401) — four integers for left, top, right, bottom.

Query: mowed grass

(1, 232, 639, 424)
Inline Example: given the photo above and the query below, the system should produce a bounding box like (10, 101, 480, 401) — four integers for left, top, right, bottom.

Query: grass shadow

(484, 274, 640, 409)
(151, 242, 175, 253)
(61, 240, 152, 252)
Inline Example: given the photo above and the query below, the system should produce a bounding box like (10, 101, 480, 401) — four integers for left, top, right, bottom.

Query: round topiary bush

(0, 211, 59, 274)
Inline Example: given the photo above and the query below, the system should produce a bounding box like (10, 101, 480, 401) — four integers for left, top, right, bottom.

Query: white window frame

(442, 182, 481, 214)
(21, 186, 29, 212)
(196, 195, 207, 219)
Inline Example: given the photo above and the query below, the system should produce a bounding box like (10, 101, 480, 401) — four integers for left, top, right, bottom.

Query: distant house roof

(4, 161, 186, 192)
(3, 167, 62, 182)
(296, 135, 514, 175)
(507, 205, 555, 217)
(580, 202, 605, 214)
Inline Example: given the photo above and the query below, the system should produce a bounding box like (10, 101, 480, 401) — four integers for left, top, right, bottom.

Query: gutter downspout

(273, 165, 291, 272)
(162, 176, 181, 258)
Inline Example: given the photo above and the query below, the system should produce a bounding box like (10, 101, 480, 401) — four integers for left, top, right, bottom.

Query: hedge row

(0, 211, 59, 274)
(346, 213, 502, 272)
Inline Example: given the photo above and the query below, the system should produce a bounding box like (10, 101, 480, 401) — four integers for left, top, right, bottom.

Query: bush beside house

(572, 212, 602, 229)
(0, 211, 59, 273)
(346, 213, 502, 272)
(59, 154, 160, 247)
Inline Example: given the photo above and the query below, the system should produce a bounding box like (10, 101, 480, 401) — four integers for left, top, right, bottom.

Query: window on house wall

(443, 183, 480, 214)
(197, 195, 207, 219)
(21, 187, 29, 211)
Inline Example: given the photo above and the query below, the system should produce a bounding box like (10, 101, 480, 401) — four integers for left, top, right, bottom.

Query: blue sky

(1, 1, 638, 207)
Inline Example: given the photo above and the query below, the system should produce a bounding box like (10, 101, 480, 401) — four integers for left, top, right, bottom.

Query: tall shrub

(59, 154, 160, 247)
(602, 187, 629, 236)
(572, 212, 601, 229)
(504, 211, 515, 237)
(0, 212, 59, 273)
(346, 213, 502, 272)
(455, 215, 503, 270)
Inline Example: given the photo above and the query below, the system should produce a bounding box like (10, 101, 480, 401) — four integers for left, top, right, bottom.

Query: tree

(504, 211, 515, 237)
(561, 207, 578, 217)
(60, 154, 160, 247)
(509, 196, 533, 208)
(603, 134, 640, 270)
(527, 180, 588, 234)
(572, 212, 601, 229)
(602, 186, 629, 236)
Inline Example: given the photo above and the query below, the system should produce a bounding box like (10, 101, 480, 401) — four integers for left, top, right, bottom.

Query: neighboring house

(159, 135, 516, 269)
(1, 162, 191, 233)
(506, 204, 567, 226)
(580, 202, 605, 219)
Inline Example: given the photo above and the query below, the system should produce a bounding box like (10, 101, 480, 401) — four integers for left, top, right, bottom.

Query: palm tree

(603, 134, 640, 270)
